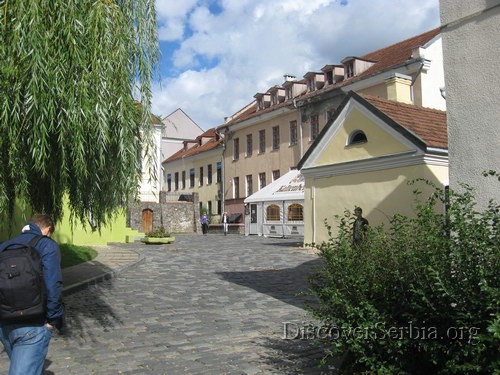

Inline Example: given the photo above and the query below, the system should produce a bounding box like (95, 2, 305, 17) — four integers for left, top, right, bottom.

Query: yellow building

(297, 91, 448, 245)
(162, 129, 224, 220)
(217, 28, 445, 221)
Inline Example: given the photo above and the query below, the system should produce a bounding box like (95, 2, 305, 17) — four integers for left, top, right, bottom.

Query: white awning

(244, 170, 304, 203)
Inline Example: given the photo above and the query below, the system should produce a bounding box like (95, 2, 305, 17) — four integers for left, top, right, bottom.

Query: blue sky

(153, 0, 441, 130)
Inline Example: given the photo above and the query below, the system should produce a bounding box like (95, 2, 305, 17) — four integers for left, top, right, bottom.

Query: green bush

(145, 226, 171, 238)
(308, 181, 499, 374)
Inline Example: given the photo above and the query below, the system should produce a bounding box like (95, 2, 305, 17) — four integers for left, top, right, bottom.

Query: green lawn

(60, 244, 97, 268)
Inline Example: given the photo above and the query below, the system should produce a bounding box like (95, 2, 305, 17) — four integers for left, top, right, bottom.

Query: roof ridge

(361, 27, 440, 60)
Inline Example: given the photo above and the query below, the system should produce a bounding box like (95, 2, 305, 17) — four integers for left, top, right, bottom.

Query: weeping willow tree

(0, 0, 159, 228)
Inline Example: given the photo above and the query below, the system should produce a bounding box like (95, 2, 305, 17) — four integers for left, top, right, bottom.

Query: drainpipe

(410, 58, 427, 103)
(219, 126, 228, 216)
(293, 99, 304, 159)
(312, 185, 316, 244)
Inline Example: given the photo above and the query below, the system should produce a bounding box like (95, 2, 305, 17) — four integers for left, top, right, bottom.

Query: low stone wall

(128, 192, 201, 234)
(206, 224, 244, 235)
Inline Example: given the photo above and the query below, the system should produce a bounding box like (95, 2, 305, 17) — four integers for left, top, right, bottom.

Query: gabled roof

(297, 91, 447, 169)
(162, 108, 204, 139)
(163, 127, 222, 164)
(361, 94, 447, 149)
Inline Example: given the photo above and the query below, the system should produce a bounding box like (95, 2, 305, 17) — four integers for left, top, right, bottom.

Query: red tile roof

(348, 28, 441, 84)
(163, 128, 223, 163)
(222, 28, 441, 128)
(361, 94, 447, 149)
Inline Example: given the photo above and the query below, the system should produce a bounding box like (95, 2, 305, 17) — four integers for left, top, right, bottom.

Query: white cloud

(153, 0, 441, 130)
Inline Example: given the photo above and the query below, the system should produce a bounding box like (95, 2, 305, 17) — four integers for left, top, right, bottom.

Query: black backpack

(0, 235, 47, 321)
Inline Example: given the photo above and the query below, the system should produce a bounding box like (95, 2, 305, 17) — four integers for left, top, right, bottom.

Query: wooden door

(141, 209, 153, 233)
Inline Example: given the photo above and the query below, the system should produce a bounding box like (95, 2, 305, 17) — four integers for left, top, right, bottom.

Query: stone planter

(140, 237, 175, 244)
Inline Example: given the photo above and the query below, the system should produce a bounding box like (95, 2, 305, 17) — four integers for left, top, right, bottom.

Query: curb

(62, 249, 146, 296)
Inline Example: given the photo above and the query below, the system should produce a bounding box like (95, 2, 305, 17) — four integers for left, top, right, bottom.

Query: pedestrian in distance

(201, 213, 209, 235)
(222, 211, 229, 236)
(0, 214, 65, 375)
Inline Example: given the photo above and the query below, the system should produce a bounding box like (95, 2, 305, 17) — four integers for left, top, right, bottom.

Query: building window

(182, 171, 186, 189)
(310, 114, 319, 140)
(207, 164, 213, 184)
(326, 70, 334, 85)
(348, 130, 368, 145)
(190, 168, 195, 188)
(326, 110, 334, 122)
(259, 172, 266, 190)
(217, 200, 222, 215)
(246, 134, 253, 157)
(246, 174, 253, 197)
(216, 162, 222, 183)
(199, 166, 204, 186)
(208, 201, 212, 215)
(272, 126, 280, 150)
(272, 170, 280, 182)
(174, 172, 179, 190)
(307, 78, 315, 92)
(345, 61, 354, 78)
(233, 138, 239, 160)
(167, 174, 172, 192)
(288, 204, 304, 221)
(266, 204, 281, 221)
(259, 130, 265, 153)
(233, 177, 240, 199)
(289, 121, 297, 145)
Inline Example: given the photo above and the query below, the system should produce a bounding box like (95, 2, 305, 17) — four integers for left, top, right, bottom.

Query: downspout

(293, 99, 304, 159)
(221, 131, 227, 216)
(410, 58, 426, 103)
(312, 184, 316, 244)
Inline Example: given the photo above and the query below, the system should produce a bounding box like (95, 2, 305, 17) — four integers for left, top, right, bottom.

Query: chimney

(283, 74, 296, 82)
(385, 73, 412, 104)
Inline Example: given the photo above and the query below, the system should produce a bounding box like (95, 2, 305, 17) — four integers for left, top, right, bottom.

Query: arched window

(347, 130, 367, 145)
(288, 204, 304, 221)
(266, 204, 281, 221)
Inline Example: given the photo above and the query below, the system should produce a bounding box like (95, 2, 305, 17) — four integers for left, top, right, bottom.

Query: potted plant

(140, 226, 175, 244)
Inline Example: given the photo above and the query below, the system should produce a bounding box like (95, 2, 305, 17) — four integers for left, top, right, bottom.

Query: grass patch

(60, 244, 97, 268)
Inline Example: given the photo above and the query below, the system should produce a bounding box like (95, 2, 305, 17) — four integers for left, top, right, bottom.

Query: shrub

(308, 181, 499, 374)
(145, 226, 171, 238)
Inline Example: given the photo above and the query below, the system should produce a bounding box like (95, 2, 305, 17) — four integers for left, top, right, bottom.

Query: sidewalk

(62, 243, 145, 295)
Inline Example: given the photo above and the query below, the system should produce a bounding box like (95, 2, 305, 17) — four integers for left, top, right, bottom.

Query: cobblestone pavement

(1, 234, 337, 374)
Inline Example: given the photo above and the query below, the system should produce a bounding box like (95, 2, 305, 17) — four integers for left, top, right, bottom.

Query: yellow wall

(314, 108, 410, 166)
(192, 151, 223, 216)
(163, 147, 223, 217)
(0, 198, 139, 245)
(303, 164, 449, 244)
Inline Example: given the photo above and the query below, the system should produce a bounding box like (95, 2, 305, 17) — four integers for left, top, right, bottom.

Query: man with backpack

(0, 214, 65, 375)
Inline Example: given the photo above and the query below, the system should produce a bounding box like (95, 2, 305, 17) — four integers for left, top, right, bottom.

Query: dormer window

(307, 77, 315, 92)
(254, 93, 271, 111)
(342, 57, 375, 79)
(345, 61, 354, 78)
(269, 87, 285, 105)
(326, 70, 334, 85)
(347, 130, 367, 145)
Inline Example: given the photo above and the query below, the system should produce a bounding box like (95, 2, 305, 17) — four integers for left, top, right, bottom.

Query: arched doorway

(141, 209, 153, 233)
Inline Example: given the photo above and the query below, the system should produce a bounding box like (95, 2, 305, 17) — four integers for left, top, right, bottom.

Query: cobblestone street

(1, 234, 334, 374)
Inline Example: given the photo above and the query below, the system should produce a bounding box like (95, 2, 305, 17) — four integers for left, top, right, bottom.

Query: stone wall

(128, 192, 201, 234)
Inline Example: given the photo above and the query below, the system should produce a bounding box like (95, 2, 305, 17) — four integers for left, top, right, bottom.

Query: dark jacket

(0, 222, 64, 327)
